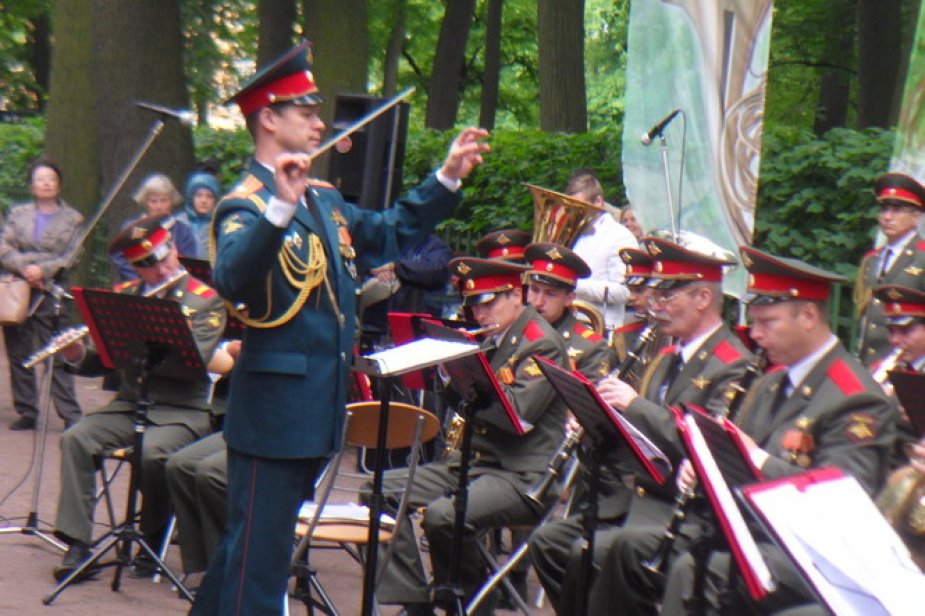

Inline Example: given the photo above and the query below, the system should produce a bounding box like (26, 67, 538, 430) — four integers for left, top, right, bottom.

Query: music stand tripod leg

(433, 399, 478, 616)
(43, 353, 194, 605)
(573, 445, 604, 616)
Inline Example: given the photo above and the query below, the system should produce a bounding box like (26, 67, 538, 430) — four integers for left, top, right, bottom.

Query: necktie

(878, 248, 893, 281)
(658, 353, 684, 405)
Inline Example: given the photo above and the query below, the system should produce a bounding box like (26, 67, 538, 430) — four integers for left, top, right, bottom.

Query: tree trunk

(538, 0, 587, 133)
(856, 0, 902, 128)
(303, 0, 368, 176)
(27, 12, 52, 110)
(258, 0, 297, 65)
(479, 0, 504, 130)
(425, 0, 477, 130)
(44, 0, 100, 286)
(92, 0, 195, 245)
(813, 0, 855, 133)
(383, 0, 408, 97)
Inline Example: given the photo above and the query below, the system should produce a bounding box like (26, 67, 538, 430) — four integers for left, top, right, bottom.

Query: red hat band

(878, 186, 924, 208)
(487, 246, 526, 260)
(462, 273, 521, 296)
(235, 70, 319, 116)
(122, 226, 170, 263)
(627, 263, 653, 277)
(653, 260, 722, 282)
(748, 272, 829, 301)
(530, 259, 578, 286)
(884, 301, 925, 318)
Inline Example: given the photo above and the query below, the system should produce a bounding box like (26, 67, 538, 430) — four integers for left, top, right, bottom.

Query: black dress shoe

(128, 551, 160, 578)
(9, 416, 36, 431)
(53, 543, 97, 582)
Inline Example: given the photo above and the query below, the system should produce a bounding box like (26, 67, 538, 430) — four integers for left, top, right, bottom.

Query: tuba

(527, 183, 604, 248)
(876, 463, 925, 569)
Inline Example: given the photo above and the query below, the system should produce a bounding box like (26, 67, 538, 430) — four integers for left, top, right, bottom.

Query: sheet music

(356, 337, 481, 376)
(534, 355, 671, 482)
(682, 413, 776, 597)
(744, 472, 925, 616)
(298, 502, 396, 528)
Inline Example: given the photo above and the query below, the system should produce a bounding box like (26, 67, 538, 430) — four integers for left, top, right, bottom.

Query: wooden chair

(290, 401, 440, 615)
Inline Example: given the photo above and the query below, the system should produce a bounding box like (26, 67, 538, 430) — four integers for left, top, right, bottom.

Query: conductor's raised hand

(274, 152, 312, 205)
(439, 127, 491, 181)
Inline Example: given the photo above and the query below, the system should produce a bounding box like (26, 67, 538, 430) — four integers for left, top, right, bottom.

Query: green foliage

(402, 126, 623, 251)
(191, 125, 253, 188)
(0, 0, 52, 110)
(0, 117, 45, 213)
(755, 126, 892, 277)
(585, 0, 630, 130)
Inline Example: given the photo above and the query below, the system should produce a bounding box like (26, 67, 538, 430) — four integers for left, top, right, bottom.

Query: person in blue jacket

(190, 40, 490, 616)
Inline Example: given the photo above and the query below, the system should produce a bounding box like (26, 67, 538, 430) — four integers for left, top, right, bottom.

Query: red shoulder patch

(713, 339, 742, 364)
(114, 279, 139, 293)
(614, 321, 643, 334)
(659, 344, 679, 355)
(573, 321, 603, 342)
(185, 277, 217, 298)
(826, 358, 864, 396)
(524, 320, 544, 342)
(916, 240, 925, 251)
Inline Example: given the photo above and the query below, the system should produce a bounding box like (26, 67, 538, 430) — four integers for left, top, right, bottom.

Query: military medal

(331, 208, 357, 280)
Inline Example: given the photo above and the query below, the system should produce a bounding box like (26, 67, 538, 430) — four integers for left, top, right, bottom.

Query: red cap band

(653, 259, 722, 282)
(486, 246, 526, 260)
(235, 70, 319, 116)
(878, 186, 924, 208)
(122, 226, 170, 263)
(748, 272, 830, 301)
(462, 273, 521, 296)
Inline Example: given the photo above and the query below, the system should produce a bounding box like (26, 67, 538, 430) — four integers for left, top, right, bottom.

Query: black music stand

(354, 332, 484, 616)
(420, 321, 525, 615)
(533, 355, 670, 616)
(888, 369, 925, 436)
(43, 288, 204, 605)
(673, 403, 774, 613)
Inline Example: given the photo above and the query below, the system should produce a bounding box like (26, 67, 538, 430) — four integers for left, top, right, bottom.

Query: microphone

(134, 101, 196, 126)
(640, 109, 681, 145)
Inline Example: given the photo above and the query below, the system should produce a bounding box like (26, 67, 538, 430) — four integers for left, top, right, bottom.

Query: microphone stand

(0, 287, 68, 552)
(0, 118, 169, 554)
(652, 110, 687, 242)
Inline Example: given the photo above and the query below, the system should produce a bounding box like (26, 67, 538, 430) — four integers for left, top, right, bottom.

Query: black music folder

(887, 369, 925, 436)
(421, 321, 526, 435)
(72, 287, 207, 381)
(532, 354, 671, 484)
(673, 403, 774, 600)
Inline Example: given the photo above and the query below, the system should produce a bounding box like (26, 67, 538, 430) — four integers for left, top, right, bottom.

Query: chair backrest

(342, 401, 440, 450)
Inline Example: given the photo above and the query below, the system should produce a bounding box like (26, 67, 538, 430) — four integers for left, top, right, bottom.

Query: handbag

(0, 273, 31, 326)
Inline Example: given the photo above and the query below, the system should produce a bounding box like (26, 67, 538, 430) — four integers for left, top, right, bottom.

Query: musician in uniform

(523, 241, 615, 379)
(371, 257, 569, 615)
(855, 172, 925, 366)
(603, 247, 897, 615)
(531, 236, 753, 615)
(475, 228, 531, 263)
(610, 246, 665, 390)
(51, 214, 226, 581)
(191, 41, 489, 615)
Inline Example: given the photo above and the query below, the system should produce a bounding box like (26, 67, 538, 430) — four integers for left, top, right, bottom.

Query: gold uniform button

(636, 486, 646, 498)
(476, 426, 488, 436)
(872, 298, 881, 305)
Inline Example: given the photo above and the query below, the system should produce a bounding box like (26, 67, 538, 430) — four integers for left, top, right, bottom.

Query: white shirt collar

(678, 322, 723, 364)
(787, 334, 839, 389)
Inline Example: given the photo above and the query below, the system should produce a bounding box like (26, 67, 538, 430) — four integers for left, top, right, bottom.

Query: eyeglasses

(648, 285, 695, 306)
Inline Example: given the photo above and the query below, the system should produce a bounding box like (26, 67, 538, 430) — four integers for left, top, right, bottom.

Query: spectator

(182, 172, 222, 259)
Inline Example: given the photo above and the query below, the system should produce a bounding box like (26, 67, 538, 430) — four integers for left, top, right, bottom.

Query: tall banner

(622, 0, 774, 295)
(893, 2, 925, 180)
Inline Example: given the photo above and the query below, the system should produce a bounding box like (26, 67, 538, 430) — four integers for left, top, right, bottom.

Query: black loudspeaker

(326, 93, 409, 211)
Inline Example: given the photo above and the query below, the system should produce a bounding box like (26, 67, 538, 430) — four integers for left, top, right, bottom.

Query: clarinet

(641, 348, 767, 575)
(526, 320, 659, 505)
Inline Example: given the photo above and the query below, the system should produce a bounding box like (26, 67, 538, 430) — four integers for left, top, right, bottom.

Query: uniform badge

(904, 266, 923, 276)
(846, 413, 876, 442)
(285, 231, 303, 250)
(207, 311, 223, 329)
(498, 366, 516, 384)
(222, 214, 244, 236)
(691, 376, 710, 390)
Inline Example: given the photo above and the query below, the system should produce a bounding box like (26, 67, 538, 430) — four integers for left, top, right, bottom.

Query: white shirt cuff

(265, 196, 298, 228)
(435, 169, 461, 193)
(750, 447, 770, 470)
